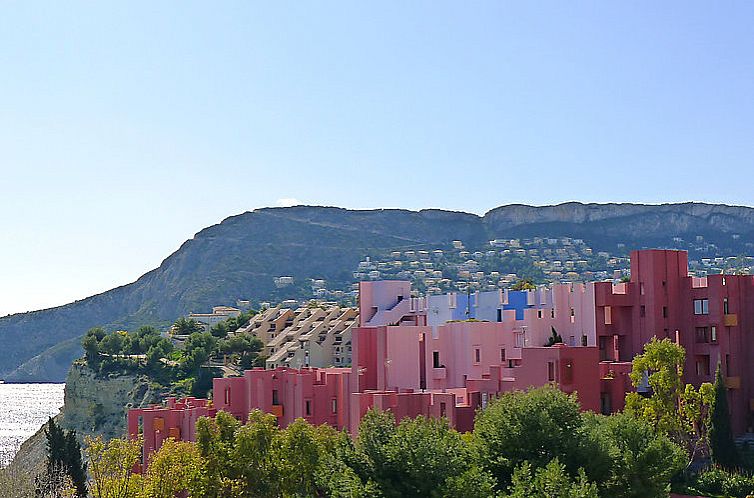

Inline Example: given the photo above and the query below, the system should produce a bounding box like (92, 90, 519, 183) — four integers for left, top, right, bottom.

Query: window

(640, 283, 645, 295)
(726, 354, 731, 376)
(640, 305, 646, 317)
(581, 335, 588, 347)
(474, 347, 481, 364)
(695, 356, 710, 376)
(711, 326, 717, 343)
(722, 277, 727, 286)
(694, 299, 709, 315)
(331, 399, 337, 414)
(724, 298, 729, 314)
(547, 361, 555, 382)
(604, 306, 612, 325)
(537, 309, 543, 319)
(440, 402, 446, 417)
(601, 393, 612, 415)
(662, 306, 668, 318)
(500, 348, 506, 362)
(497, 309, 503, 322)
(305, 399, 312, 416)
(551, 309, 555, 319)
(272, 389, 279, 406)
(433, 351, 441, 368)
(515, 331, 525, 348)
(695, 327, 709, 343)
(598, 336, 608, 361)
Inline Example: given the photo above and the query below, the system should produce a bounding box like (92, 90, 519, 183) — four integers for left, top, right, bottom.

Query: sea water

(0, 383, 65, 466)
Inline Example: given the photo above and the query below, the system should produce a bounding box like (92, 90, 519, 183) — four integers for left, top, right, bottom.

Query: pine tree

(42, 418, 88, 497)
(709, 363, 738, 468)
(65, 430, 88, 497)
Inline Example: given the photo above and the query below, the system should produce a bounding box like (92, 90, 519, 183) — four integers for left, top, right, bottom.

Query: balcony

(724, 314, 738, 327)
(270, 405, 284, 417)
(432, 367, 447, 380)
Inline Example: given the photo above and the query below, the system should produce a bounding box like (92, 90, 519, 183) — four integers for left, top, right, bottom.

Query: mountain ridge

(3, 201, 754, 382)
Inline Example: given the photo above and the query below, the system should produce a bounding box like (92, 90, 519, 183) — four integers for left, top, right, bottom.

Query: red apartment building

(595, 249, 754, 432)
(129, 249, 754, 466)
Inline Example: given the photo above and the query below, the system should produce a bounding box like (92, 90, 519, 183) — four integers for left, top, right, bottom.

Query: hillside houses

(348, 237, 630, 296)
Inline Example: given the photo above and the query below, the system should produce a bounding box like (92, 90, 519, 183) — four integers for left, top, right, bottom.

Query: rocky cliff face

(3, 202, 754, 382)
(10, 363, 162, 472)
(61, 362, 161, 441)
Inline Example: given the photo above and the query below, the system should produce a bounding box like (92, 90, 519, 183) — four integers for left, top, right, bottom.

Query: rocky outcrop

(61, 362, 161, 441)
(10, 363, 163, 471)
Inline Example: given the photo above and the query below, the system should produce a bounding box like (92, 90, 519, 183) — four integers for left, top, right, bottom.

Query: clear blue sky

(1, 1, 752, 316)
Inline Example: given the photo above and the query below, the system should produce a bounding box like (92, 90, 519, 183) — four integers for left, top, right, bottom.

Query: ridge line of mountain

(3, 201, 754, 382)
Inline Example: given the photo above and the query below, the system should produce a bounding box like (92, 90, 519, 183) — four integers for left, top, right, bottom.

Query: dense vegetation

(28, 390, 686, 498)
(80, 312, 262, 397)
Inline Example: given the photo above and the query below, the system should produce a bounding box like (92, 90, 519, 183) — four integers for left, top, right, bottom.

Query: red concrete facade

(595, 249, 754, 432)
(127, 397, 216, 464)
(213, 367, 353, 430)
(129, 249, 754, 466)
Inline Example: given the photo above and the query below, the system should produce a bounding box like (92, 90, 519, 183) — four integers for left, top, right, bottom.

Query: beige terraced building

(234, 304, 358, 370)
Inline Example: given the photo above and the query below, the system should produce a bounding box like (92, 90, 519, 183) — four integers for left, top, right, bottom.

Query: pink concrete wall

(519, 284, 598, 348)
(127, 398, 216, 468)
(596, 249, 754, 433)
(213, 367, 353, 430)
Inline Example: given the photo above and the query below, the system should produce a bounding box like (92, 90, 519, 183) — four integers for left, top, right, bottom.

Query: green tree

(273, 418, 326, 496)
(85, 435, 143, 498)
(356, 408, 396, 485)
(43, 418, 87, 497)
(99, 332, 127, 356)
(349, 409, 494, 498)
(181, 333, 217, 374)
(195, 411, 243, 497)
(172, 317, 203, 336)
(504, 459, 598, 498)
(218, 335, 263, 370)
(709, 363, 739, 468)
(379, 415, 477, 497)
(472, 386, 611, 490)
(441, 466, 497, 498)
(511, 278, 536, 291)
(209, 322, 229, 339)
(141, 439, 203, 498)
(586, 413, 686, 498)
(624, 338, 713, 460)
(82, 327, 106, 368)
(129, 326, 161, 354)
(230, 410, 277, 497)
